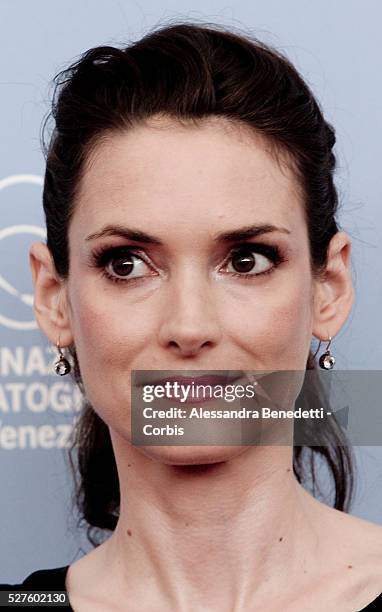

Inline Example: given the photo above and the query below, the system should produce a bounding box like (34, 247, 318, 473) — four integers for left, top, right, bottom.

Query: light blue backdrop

(1, 0, 381, 582)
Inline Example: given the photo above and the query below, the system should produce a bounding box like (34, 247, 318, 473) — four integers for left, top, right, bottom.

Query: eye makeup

(224, 243, 286, 279)
(88, 241, 288, 286)
(88, 245, 156, 286)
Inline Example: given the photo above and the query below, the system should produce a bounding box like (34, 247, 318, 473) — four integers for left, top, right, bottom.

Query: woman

(2, 21, 382, 611)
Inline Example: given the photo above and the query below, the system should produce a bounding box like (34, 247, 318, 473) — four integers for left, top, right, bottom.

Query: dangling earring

(315, 336, 336, 370)
(54, 338, 71, 376)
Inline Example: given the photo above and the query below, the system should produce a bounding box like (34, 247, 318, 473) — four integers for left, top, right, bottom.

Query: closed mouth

(134, 371, 245, 388)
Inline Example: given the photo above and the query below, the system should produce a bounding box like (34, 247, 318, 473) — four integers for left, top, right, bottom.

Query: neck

(102, 432, 321, 610)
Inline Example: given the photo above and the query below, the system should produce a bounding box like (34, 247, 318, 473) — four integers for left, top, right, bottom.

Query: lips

(137, 373, 242, 387)
(144, 374, 244, 405)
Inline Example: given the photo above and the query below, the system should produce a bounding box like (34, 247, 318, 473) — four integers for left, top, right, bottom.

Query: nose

(157, 268, 223, 357)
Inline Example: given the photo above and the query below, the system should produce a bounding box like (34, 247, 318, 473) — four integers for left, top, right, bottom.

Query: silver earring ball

(318, 336, 335, 370)
(319, 352, 336, 370)
(54, 341, 71, 376)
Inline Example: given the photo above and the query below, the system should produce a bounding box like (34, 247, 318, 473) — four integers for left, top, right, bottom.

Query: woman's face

(64, 117, 318, 462)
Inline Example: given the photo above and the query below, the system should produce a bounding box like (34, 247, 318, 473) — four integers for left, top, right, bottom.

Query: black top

(0, 567, 73, 610)
(1, 566, 382, 610)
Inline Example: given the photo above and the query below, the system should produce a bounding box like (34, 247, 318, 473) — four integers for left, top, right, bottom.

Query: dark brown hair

(41, 21, 354, 546)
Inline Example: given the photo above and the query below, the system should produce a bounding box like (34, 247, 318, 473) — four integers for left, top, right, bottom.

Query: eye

(106, 251, 144, 279)
(91, 246, 156, 284)
(222, 244, 283, 278)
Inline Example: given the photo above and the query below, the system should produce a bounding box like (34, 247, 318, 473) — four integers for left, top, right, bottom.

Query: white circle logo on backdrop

(0, 174, 45, 331)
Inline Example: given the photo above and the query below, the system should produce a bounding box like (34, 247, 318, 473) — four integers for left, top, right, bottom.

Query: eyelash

(90, 243, 287, 286)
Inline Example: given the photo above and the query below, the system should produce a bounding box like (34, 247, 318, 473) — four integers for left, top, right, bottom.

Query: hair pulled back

(41, 22, 353, 545)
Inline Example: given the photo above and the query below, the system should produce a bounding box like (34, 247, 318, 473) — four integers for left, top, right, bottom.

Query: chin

(138, 444, 249, 466)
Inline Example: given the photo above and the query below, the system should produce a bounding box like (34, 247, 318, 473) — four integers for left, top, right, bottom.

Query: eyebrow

(85, 223, 291, 245)
(86, 225, 163, 244)
(215, 224, 291, 242)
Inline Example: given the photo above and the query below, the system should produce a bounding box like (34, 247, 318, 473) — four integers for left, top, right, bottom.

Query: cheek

(222, 269, 314, 368)
(67, 283, 154, 430)
(69, 280, 153, 359)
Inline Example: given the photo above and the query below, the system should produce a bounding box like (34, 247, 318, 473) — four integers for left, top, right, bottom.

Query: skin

(30, 116, 382, 611)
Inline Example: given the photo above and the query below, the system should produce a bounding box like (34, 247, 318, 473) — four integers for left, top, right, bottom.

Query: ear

(29, 241, 74, 347)
(312, 231, 354, 341)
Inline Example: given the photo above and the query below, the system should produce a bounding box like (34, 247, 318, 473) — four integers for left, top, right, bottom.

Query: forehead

(72, 116, 304, 234)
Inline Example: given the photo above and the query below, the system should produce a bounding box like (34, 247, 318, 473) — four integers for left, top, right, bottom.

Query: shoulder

(320, 504, 382, 609)
(300, 490, 382, 609)
(303, 487, 382, 562)
(329, 507, 382, 562)
(0, 566, 69, 590)
(317, 499, 382, 580)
